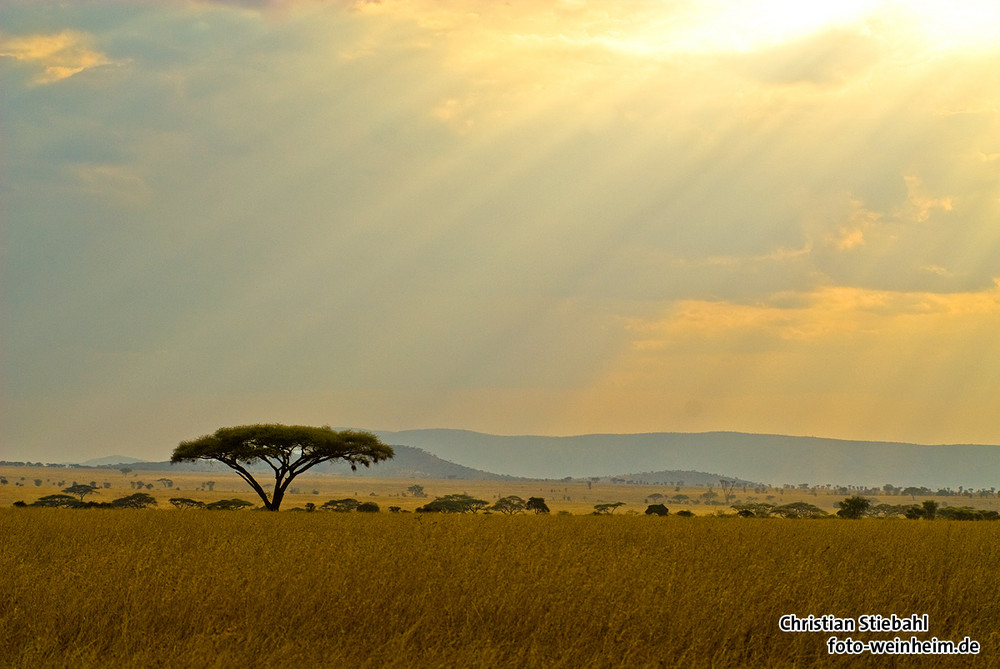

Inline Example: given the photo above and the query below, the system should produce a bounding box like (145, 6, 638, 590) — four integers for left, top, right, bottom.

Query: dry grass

(3, 508, 999, 668)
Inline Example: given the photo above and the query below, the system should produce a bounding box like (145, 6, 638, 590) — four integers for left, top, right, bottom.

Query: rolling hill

(371, 429, 1000, 489)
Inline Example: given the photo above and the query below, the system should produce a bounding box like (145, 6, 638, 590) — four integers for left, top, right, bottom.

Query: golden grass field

(3, 502, 1000, 668)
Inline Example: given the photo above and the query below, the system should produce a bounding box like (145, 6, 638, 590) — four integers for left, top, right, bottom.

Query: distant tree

(169, 497, 206, 509)
(922, 499, 938, 520)
(490, 496, 527, 515)
(205, 499, 255, 511)
(594, 502, 625, 515)
(417, 494, 489, 514)
(836, 496, 872, 519)
(357, 502, 380, 513)
(902, 486, 930, 500)
(63, 483, 99, 502)
(770, 502, 826, 519)
(388, 506, 401, 513)
(719, 480, 737, 505)
(525, 497, 550, 514)
(172, 424, 393, 511)
(33, 479, 42, 487)
(119, 467, 132, 476)
(407, 484, 426, 498)
(321, 498, 360, 512)
(32, 494, 84, 508)
(675, 509, 694, 517)
(111, 493, 157, 509)
(645, 504, 669, 516)
(731, 502, 775, 518)
(869, 503, 911, 518)
(937, 506, 978, 520)
(157, 478, 174, 488)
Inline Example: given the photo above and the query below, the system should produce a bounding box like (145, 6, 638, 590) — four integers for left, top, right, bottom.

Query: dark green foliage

(32, 494, 84, 508)
(771, 502, 827, 519)
(525, 497, 550, 514)
(111, 493, 157, 509)
(645, 504, 669, 516)
(171, 424, 393, 511)
(868, 504, 912, 518)
(836, 496, 872, 519)
(732, 502, 776, 518)
(675, 510, 694, 517)
(169, 497, 207, 509)
(205, 499, 256, 511)
(937, 506, 1000, 521)
(356, 502, 380, 513)
(416, 494, 489, 513)
(62, 483, 99, 502)
(491, 496, 527, 515)
(922, 499, 938, 520)
(321, 498, 360, 512)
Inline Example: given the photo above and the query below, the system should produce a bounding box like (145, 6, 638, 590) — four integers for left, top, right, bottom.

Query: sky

(2, 0, 998, 463)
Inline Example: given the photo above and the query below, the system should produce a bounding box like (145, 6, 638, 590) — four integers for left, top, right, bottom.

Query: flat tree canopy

(171, 424, 393, 511)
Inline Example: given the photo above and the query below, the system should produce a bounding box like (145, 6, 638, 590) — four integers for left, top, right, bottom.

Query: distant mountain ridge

(91, 446, 516, 481)
(81, 455, 147, 466)
(371, 429, 1000, 489)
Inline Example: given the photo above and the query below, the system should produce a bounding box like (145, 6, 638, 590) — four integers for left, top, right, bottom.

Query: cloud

(0, 30, 111, 83)
(902, 175, 953, 222)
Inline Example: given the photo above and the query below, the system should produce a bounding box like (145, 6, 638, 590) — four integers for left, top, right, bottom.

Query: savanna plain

(3, 468, 1000, 668)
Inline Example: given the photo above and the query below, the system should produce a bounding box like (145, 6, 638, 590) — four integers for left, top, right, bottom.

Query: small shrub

(644, 504, 669, 516)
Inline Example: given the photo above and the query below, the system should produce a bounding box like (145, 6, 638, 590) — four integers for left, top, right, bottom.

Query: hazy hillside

(104, 446, 517, 481)
(605, 470, 759, 487)
(373, 429, 1000, 489)
(81, 455, 147, 467)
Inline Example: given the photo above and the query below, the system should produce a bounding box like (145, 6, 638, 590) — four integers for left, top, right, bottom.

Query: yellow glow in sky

(2, 0, 999, 461)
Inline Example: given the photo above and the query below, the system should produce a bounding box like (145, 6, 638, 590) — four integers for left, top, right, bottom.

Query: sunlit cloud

(0, 30, 111, 83)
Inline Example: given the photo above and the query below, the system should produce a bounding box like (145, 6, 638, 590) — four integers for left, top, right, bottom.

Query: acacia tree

(63, 483, 99, 502)
(171, 424, 393, 511)
(491, 496, 527, 515)
(525, 497, 549, 514)
(836, 496, 872, 519)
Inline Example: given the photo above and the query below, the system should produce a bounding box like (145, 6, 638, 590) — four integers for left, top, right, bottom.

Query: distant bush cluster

(13, 485, 1000, 521)
(20, 491, 157, 509)
(729, 496, 1000, 521)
